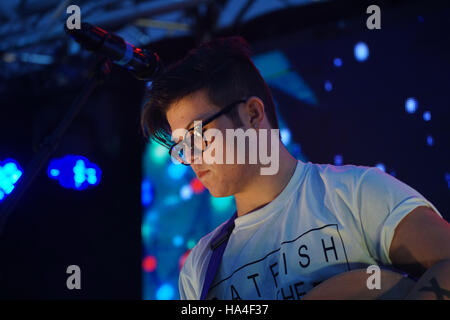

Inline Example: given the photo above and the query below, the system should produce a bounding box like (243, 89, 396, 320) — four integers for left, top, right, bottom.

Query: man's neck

(234, 146, 298, 217)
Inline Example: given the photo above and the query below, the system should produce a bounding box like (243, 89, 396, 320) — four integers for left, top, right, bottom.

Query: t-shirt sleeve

(355, 167, 443, 265)
(178, 232, 215, 300)
(179, 254, 197, 300)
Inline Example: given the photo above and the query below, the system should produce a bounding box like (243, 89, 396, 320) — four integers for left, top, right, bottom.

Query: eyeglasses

(168, 98, 248, 165)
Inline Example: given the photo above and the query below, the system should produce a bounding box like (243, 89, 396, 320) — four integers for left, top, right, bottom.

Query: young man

(141, 37, 450, 300)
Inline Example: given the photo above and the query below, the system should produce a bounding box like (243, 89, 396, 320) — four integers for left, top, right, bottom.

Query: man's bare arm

(389, 205, 450, 299)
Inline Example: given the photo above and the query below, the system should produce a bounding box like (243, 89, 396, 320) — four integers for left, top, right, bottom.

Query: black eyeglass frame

(168, 98, 249, 165)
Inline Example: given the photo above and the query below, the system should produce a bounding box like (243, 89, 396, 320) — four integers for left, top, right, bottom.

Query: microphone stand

(0, 55, 112, 235)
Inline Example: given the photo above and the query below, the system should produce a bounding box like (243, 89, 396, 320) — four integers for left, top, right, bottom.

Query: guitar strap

(200, 211, 238, 300)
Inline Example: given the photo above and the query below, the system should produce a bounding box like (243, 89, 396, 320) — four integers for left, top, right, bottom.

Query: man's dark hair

(140, 36, 279, 147)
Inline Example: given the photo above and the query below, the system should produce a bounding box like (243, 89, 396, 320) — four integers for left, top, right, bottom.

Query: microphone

(65, 22, 162, 80)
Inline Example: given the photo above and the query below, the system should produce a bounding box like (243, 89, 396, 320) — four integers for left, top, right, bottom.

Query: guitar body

(303, 269, 416, 300)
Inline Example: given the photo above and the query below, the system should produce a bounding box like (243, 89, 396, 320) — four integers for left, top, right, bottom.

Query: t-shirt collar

(233, 160, 307, 230)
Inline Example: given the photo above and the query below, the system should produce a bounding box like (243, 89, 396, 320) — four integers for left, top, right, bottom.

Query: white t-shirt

(179, 160, 442, 300)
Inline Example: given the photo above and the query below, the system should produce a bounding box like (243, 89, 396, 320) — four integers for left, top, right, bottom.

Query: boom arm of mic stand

(0, 55, 112, 236)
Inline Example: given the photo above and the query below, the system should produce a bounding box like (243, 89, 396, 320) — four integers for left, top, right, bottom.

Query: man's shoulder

(308, 161, 374, 182)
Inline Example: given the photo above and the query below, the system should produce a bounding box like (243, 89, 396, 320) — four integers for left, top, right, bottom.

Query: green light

(146, 140, 169, 166)
(187, 239, 196, 249)
(210, 195, 234, 212)
(164, 195, 179, 206)
(142, 210, 158, 241)
(142, 224, 151, 239)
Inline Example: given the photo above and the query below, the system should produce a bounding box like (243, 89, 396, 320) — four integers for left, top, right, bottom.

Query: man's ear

(243, 96, 265, 128)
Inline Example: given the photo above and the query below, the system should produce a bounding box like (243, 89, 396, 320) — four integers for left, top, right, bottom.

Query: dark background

(0, 0, 448, 299)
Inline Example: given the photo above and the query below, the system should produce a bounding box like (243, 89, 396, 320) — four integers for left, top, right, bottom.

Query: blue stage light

(354, 42, 369, 62)
(20, 53, 54, 65)
(405, 98, 418, 114)
(142, 210, 159, 239)
(173, 235, 184, 247)
(168, 162, 187, 180)
(156, 283, 175, 300)
(0, 159, 23, 202)
(426, 135, 434, 146)
(179, 184, 193, 201)
(334, 154, 343, 166)
(290, 143, 302, 159)
(423, 111, 431, 121)
(68, 40, 81, 55)
(324, 80, 333, 92)
(141, 179, 154, 206)
(47, 155, 101, 191)
(375, 163, 386, 172)
(252, 50, 290, 78)
(87, 174, 97, 185)
(280, 128, 291, 145)
(50, 168, 60, 177)
(253, 50, 318, 105)
(333, 57, 343, 67)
